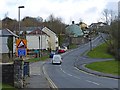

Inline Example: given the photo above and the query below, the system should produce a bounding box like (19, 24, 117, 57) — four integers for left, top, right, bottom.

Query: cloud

(0, 0, 119, 25)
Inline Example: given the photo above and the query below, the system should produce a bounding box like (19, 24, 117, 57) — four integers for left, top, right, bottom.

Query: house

(26, 27, 49, 50)
(0, 29, 19, 54)
(0, 29, 19, 62)
(79, 22, 88, 30)
(42, 27, 59, 51)
(66, 21, 83, 37)
(65, 21, 84, 45)
(20, 27, 44, 34)
(89, 22, 107, 29)
(24, 26, 59, 51)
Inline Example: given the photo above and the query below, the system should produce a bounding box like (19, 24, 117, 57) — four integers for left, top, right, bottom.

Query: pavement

(23, 61, 51, 89)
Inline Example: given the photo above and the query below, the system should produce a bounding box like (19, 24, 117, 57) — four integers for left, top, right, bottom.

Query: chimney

(72, 21, 74, 24)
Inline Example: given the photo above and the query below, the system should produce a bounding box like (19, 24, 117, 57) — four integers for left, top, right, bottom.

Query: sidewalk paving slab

(23, 61, 51, 89)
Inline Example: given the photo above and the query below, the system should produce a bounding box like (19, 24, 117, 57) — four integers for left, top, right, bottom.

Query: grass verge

(0, 83, 16, 90)
(87, 43, 113, 58)
(25, 55, 49, 63)
(69, 44, 77, 49)
(85, 60, 120, 75)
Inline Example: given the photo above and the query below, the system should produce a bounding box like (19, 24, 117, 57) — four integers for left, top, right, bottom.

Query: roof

(20, 26, 45, 34)
(0, 29, 19, 37)
(66, 24, 83, 37)
(27, 28, 49, 36)
(42, 27, 56, 36)
(21, 26, 44, 32)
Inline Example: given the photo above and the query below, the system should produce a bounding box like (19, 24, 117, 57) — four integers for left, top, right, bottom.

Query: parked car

(58, 49, 65, 53)
(49, 51, 55, 58)
(58, 46, 68, 53)
(62, 46, 68, 51)
(52, 54, 62, 65)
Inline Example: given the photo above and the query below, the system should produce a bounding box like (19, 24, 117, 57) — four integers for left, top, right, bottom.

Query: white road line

(60, 67, 81, 80)
(86, 80, 100, 85)
(60, 67, 101, 86)
(42, 65, 58, 89)
(60, 67, 73, 76)
(31, 74, 41, 75)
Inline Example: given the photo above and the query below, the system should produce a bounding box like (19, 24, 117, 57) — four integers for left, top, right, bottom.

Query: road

(43, 34, 119, 89)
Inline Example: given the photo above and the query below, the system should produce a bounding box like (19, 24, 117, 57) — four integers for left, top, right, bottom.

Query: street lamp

(18, 6, 25, 37)
(87, 28, 92, 51)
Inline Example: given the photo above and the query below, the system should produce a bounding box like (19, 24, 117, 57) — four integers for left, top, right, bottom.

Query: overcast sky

(0, 0, 119, 25)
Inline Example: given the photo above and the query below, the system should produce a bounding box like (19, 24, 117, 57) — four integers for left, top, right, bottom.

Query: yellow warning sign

(16, 39, 27, 48)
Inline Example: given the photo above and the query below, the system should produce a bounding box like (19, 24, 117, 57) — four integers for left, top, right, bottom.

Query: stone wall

(71, 37, 86, 45)
(2, 63, 14, 86)
(2, 59, 29, 88)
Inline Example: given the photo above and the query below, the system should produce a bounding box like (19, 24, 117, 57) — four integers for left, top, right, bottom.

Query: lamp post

(87, 28, 92, 51)
(39, 36, 40, 58)
(18, 6, 25, 37)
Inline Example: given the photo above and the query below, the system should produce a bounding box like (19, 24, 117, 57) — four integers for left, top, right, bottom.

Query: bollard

(23, 62, 30, 77)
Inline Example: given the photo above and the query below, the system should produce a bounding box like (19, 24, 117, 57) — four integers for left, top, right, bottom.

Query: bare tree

(102, 9, 110, 25)
(102, 9, 116, 25)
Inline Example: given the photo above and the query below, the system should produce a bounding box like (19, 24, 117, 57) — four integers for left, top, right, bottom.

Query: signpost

(16, 39, 27, 57)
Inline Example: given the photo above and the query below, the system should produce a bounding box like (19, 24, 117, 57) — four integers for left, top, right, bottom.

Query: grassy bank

(25, 55, 49, 63)
(87, 43, 113, 58)
(85, 42, 120, 75)
(85, 60, 120, 75)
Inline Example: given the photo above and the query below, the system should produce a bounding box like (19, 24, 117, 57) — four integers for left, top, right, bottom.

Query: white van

(52, 54, 62, 64)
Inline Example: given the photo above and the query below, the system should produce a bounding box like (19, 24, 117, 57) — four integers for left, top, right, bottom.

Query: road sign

(18, 49, 26, 56)
(16, 39, 27, 57)
(16, 39, 27, 48)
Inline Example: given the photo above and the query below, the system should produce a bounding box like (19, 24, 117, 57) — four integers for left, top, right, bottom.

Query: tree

(7, 36, 13, 58)
(22, 16, 43, 27)
(102, 9, 116, 25)
(109, 20, 120, 60)
(43, 14, 66, 46)
(2, 17, 18, 32)
(102, 9, 109, 25)
(100, 9, 119, 60)
(44, 14, 66, 34)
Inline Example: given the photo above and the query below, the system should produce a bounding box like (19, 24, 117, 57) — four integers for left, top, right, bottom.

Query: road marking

(60, 67, 100, 85)
(60, 67, 101, 86)
(60, 67, 73, 76)
(42, 65, 58, 89)
(86, 80, 100, 85)
(31, 74, 41, 75)
(60, 67, 81, 80)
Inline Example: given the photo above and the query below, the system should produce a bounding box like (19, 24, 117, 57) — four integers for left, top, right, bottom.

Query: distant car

(58, 49, 65, 53)
(49, 51, 55, 58)
(62, 46, 68, 51)
(58, 46, 68, 53)
(52, 54, 62, 65)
